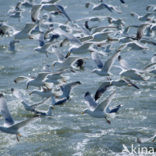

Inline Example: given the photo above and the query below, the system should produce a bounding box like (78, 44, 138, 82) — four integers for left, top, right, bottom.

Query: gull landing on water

(0, 94, 38, 141)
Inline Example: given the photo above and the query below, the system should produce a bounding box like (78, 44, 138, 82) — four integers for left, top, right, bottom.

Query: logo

(122, 144, 155, 155)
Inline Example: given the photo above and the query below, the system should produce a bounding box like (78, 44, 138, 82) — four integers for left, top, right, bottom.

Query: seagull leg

(105, 117, 111, 124)
(16, 133, 22, 142)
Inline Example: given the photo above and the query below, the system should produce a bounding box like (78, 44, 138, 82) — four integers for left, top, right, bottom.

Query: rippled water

(0, 0, 156, 155)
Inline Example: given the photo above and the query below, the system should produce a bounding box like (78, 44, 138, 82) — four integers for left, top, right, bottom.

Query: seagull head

(75, 59, 85, 68)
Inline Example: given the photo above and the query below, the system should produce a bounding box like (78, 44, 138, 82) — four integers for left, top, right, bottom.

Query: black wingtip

(94, 92, 99, 101)
(0, 93, 4, 97)
(120, 0, 125, 3)
(76, 81, 81, 85)
(85, 91, 90, 97)
(118, 55, 121, 61)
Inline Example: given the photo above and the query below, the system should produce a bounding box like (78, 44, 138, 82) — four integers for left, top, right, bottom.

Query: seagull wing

(60, 84, 71, 98)
(31, 5, 41, 22)
(31, 98, 49, 108)
(61, 81, 80, 98)
(54, 28, 81, 45)
(14, 76, 30, 83)
(94, 82, 111, 101)
(102, 50, 120, 73)
(55, 5, 71, 21)
(9, 117, 37, 131)
(55, 50, 65, 62)
(35, 72, 50, 81)
(144, 62, 156, 71)
(84, 92, 97, 110)
(102, 3, 113, 12)
(91, 52, 104, 69)
(94, 91, 115, 112)
(122, 78, 140, 89)
(118, 56, 130, 70)
(0, 95, 14, 127)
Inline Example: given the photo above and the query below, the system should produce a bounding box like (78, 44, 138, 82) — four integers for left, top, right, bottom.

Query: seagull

(92, 47, 121, 76)
(94, 78, 139, 101)
(0, 93, 37, 141)
(130, 12, 153, 22)
(34, 42, 53, 57)
(14, 23, 36, 39)
(11, 88, 48, 112)
(137, 134, 156, 143)
(31, 5, 42, 23)
(54, 5, 71, 21)
(82, 91, 117, 124)
(52, 28, 82, 45)
(107, 17, 125, 29)
(41, 4, 71, 21)
(59, 81, 81, 99)
(14, 72, 50, 89)
(118, 55, 148, 81)
(52, 56, 84, 72)
(0, 22, 17, 36)
(91, 31, 113, 42)
(146, 4, 156, 12)
(29, 87, 54, 99)
(8, 8, 22, 20)
(69, 42, 92, 54)
(21, 100, 47, 113)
